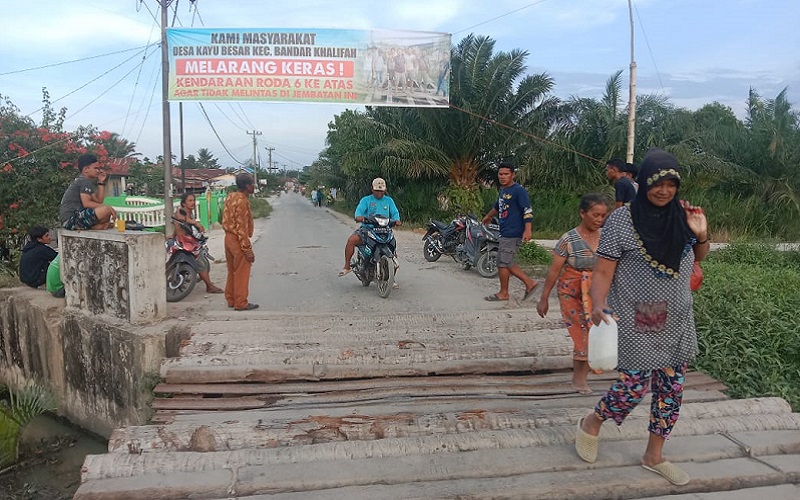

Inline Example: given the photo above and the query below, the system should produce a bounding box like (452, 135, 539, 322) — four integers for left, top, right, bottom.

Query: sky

(2, 0, 798, 170)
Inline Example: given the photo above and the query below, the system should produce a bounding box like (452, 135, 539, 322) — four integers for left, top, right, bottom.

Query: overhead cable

(0, 44, 156, 77)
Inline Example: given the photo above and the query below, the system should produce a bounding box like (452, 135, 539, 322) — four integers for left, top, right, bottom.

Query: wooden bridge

(75, 310, 800, 499)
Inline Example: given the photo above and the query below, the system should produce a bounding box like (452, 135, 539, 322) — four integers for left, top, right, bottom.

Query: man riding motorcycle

(339, 177, 401, 287)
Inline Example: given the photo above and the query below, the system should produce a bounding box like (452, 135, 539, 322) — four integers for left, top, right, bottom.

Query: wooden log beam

(109, 398, 793, 454)
(76, 434, 800, 498)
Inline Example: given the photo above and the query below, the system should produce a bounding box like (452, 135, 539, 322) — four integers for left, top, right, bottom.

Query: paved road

(199, 192, 545, 315)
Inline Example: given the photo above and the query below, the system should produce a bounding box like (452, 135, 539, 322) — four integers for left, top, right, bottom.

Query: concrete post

(60, 230, 166, 324)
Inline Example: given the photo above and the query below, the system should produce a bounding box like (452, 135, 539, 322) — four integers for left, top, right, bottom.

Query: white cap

(372, 177, 387, 191)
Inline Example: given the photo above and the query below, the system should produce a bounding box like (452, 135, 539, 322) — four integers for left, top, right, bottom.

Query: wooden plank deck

(74, 311, 799, 499)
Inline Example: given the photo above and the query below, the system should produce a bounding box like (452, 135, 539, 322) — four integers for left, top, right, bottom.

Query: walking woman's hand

(536, 296, 549, 318)
(591, 304, 613, 326)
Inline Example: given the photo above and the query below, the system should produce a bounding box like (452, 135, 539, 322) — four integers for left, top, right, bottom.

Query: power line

(25, 44, 154, 117)
(449, 103, 601, 163)
(196, 102, 245, 165)
(134, 64, 162, 146)
(212, 103, 249, 131)
(67, 44, 160, 120)
(454, 0, 554, 35)
(122, 22, 160, 137)
(633, 1, 665, 90)
(0, 44, 155, 77)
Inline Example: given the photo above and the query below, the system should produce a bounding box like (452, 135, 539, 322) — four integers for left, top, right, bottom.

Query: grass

(693, 243, 800, 410)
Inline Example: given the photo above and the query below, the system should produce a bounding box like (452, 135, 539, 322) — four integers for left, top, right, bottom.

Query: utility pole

(626, 0, 637, 164)
(264, 146, 275, 173)
(247, 131, 262, 191)
(179, 102, 185, 194)
(160, 0, 174, 232)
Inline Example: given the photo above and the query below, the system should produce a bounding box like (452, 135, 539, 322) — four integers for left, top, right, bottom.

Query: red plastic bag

(690, 261, 704, 292)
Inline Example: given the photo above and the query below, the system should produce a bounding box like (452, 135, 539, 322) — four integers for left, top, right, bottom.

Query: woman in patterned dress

(575, 148, 709, 486)
(536, 193, 610, 394)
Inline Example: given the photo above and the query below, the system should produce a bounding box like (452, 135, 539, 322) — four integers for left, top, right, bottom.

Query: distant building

(106, 158, 131, 197)
(172, 168, 228, 194)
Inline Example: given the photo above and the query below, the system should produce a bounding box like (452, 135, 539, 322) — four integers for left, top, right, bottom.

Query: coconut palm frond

(0, 384, 56, 468)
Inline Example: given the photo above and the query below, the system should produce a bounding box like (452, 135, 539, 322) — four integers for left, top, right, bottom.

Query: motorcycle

(422, 211, 471, 262)
(456, 217, 500, 278)
(165, 218, 212, 302)
(351, 215, 398, 298)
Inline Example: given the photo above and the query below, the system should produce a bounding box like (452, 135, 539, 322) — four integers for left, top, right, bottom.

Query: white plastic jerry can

(588, 317, 618, 372)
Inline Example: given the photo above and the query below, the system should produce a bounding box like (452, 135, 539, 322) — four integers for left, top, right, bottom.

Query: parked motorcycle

(456, 217, 500, 278)
(422, 212, 471, 262)
(165, 218, 212, 302)
(350, 215, 398, 298)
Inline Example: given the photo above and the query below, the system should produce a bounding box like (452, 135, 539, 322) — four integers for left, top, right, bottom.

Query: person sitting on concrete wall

(46, 254, 65, 298)
(59, 153, 118, 230)
(18, 226, 57, 288)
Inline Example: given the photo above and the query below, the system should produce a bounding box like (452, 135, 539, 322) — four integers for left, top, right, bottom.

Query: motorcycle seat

(429, 219, 450, 230)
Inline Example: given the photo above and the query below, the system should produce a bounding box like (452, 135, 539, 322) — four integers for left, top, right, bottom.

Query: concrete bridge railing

(0, 229, 187, 437)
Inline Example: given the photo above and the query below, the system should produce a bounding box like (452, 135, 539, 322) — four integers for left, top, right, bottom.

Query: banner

(167, 28, 451, 107)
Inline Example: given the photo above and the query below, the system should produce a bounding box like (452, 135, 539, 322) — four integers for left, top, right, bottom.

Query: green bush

(516, 241, 552, 265)
(249, 197, 272, 219)
(693, 244, 800, 410)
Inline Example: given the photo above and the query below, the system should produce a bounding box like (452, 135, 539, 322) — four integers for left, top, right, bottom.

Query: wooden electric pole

(626, 0, 637, 164)
(247, 130, 262, 191)
(160, 0, 174, 231)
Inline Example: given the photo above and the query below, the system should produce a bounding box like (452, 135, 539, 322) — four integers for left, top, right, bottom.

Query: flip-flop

(206, 286, 224, 294)
(234, 303, 259, 311)
(484, 294, 508, 302)
(522, 282, 539, 301)
(575, 417, 599, 463)
(338, 269, 352, 277)
(642, 461, 690, 485)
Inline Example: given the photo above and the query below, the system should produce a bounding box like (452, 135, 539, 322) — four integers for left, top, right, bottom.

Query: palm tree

(324, 35, 558, 212)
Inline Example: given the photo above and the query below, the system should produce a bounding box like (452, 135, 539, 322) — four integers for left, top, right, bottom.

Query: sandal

(338, 268, 352, 277)
(234, 303, 259, 311)
(484, 293, 508, 302)
(523, 282, 539, 301)
(642, 461, 690, 485)
(206, 286, 223, 294)
(575, 417, 599, 463)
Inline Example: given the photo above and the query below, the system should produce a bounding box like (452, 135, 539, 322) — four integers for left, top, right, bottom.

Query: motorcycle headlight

(374, 215, 390, 227)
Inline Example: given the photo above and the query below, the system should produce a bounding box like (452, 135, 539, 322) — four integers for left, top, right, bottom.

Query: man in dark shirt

(18, 226, 57, 288)
(59, 154, 117, 230)
(606, 157, 636, 208)
(481, 163, 538, 302)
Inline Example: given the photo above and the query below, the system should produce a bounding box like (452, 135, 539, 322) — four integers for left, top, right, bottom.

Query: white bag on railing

(588, 317, 618, 371)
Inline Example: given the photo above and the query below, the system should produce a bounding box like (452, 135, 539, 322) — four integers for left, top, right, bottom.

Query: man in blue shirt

(339, 177, 401, 277)
(606, 157, 636, 209)
(481, 163, 538, 301)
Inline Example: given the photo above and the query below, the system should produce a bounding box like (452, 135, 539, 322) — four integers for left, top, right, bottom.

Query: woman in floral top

(537, 193, 610, 394)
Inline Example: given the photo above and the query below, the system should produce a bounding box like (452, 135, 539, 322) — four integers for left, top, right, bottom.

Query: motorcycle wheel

(166, 262, 197, 302)
(477, 250, 499, 279)
(423, 234, 442, 262)
(376, 255, 395, 298)
(353, 259, 371, 286)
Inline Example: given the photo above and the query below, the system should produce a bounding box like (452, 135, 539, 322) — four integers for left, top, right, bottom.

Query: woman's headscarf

(630, 148, 694, 276)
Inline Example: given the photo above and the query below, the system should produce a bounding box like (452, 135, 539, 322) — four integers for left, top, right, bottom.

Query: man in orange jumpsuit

(223, 173, 258, 311)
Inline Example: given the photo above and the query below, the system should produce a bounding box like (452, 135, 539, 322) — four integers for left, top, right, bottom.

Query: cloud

(4, 8, 156, 58)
